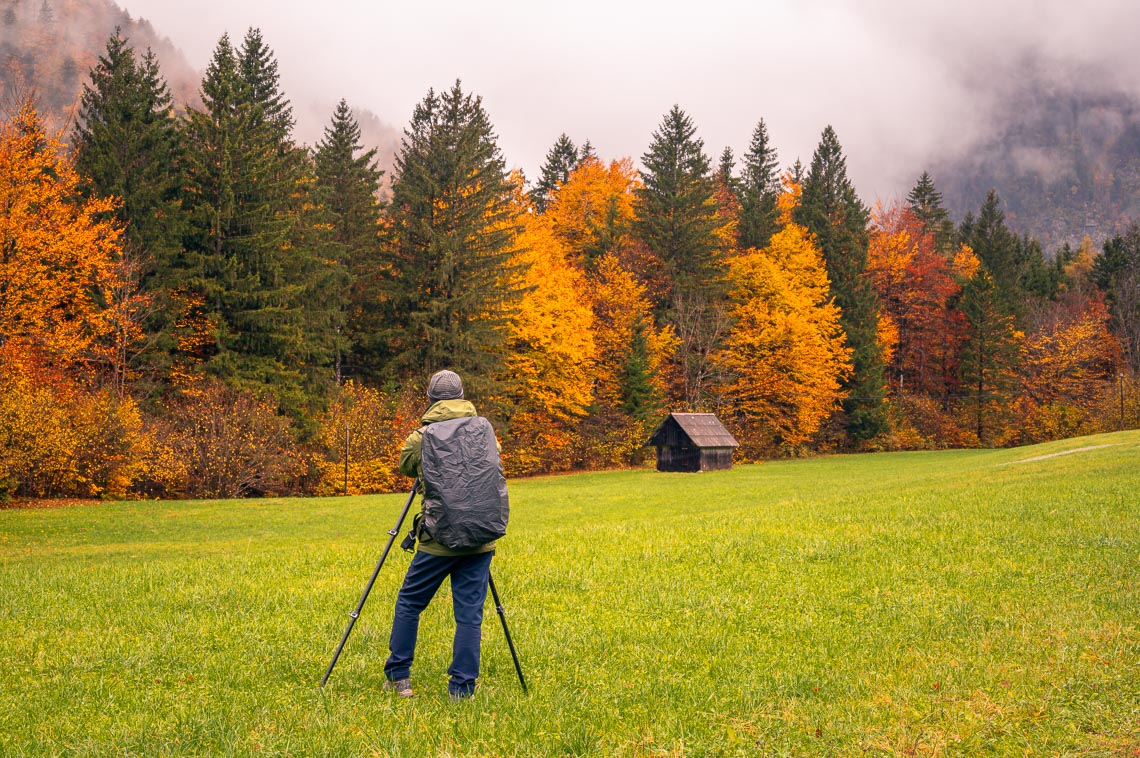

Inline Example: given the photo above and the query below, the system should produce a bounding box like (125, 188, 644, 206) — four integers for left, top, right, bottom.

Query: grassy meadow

(1, 432, 1138, 756)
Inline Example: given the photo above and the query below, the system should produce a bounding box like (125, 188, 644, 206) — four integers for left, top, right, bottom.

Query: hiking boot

(448, 689, 474, 703)
(383, 678, 415, 698)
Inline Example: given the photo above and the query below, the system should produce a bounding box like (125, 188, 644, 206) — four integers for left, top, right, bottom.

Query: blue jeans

(384, 550, 494, 696)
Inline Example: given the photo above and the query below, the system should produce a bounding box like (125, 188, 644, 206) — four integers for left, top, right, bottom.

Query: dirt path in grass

(1001, 443, 1122, 465)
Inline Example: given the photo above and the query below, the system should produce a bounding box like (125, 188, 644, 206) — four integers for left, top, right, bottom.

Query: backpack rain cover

(419, 416, 509, 550)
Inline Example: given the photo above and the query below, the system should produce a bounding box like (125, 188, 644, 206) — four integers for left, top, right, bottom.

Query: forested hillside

(0, 0, 198, 128)
(936, 58, 1140, 252)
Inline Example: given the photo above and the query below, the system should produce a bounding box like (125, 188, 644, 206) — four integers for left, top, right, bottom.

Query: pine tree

(738, 118, 780, 250)
(314, 99, 383, 383)
(531, 133, 578, 213)
(795, 125, 887, 442)
(634, 105, 722, 305)
(72, 30, 187, 375)
(634, 105, 727, 408)
(906, 172, 957, 254)
(378, 81, 521, 396)
(183, 31, 338, 412)
(716, 146, 736, 191)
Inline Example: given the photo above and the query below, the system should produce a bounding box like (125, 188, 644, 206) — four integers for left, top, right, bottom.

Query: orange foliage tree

(0, 98, 126, 368)
(501, 194, 598, 475)
(867, 202, 978, 445)
(576, 253, 676, 467)
(714, 177, 851, 455)
(1009, 244, 1123, 443)
(867, 202, 974, 402)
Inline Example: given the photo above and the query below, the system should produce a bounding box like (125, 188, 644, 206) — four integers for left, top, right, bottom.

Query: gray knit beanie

(427, 370, 464, 401)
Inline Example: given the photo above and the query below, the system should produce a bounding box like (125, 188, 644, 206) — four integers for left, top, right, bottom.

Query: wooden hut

(646, 413, 739, 472)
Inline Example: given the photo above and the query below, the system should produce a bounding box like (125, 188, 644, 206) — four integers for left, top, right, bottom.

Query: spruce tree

(578, 139, 596, 163)
(738, 118, 780, 250)
(619, 317, 660, 422)
(634, 105, 722, 304)
(314, 99, 383, 382)
(634, 105, 725, 408)
(183, 31, 338, 412)
(1094, 226, 1140, 371)
(716, 146, 737, 191)
(531, 133, 578, 213)
(378, 81, 520, 395)
(795, 125, 887, 442)
(959, 190, 1025, 314)
(906, 171, 956, 253)
(959, 271, 1019, 443)
(72, 30, 187, 381)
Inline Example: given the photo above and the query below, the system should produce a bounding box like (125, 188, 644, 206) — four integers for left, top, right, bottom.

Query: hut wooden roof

(648, 413, 739, 448)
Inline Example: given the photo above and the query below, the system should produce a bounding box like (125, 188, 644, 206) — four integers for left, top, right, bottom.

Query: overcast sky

(118, 0, 1140, 201)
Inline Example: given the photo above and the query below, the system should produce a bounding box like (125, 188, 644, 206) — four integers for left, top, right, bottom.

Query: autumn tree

(0, 98, 124, 367)
(376, 80, 520, 398)
(544, 155, 639, 270)
(867, 202, 971, 402)
(501, 187, 597, 473)
(795, 125, 887, 443)
(715, 177, 851, 454)
(577, 253, 676, 467)
(0, 100, 148, 497)
(1009, 242, 1123, 442)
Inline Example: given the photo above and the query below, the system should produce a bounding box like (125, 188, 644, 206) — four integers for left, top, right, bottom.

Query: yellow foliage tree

(715, 179, 852, 454)
(544, 156, 639, 269)
(313, 381, 421, 496)
(501, 202, 598, 474)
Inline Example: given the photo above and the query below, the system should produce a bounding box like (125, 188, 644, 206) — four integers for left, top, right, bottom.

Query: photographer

(383, 370, 502, 701)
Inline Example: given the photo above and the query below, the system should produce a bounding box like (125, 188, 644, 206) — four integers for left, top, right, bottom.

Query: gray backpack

(419, 416, 509, 550)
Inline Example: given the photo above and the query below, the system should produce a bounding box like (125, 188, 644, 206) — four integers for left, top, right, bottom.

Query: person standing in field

(383, 369, 508, 701)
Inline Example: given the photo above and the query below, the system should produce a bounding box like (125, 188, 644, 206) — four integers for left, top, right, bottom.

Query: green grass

(1, 432, 1138, 756)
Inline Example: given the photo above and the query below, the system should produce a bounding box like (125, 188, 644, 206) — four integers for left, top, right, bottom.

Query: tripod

(320, 481, 528, 694)
(321, 480, 420, 688)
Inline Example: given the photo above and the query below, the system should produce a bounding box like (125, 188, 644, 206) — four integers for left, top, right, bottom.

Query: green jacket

(400, 399, 498, 556)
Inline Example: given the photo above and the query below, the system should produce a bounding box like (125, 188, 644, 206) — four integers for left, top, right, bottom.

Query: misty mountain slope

(0, 0, 200, 130)
(0, 0, 400, 171)
(934, 61, 1140, 252)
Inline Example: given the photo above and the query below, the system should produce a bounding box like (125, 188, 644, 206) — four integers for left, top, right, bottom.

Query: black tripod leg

(488, 572, 528, 694)
(320, 481, 419, 688)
